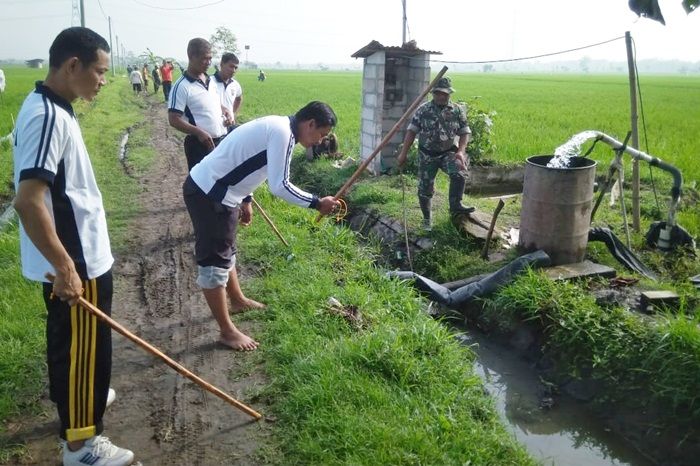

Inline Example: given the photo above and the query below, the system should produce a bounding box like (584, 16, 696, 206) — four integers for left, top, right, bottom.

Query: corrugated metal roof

(351, 40, 441, 58)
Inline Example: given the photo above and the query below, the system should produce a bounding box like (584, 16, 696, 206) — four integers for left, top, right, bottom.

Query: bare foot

(230, 297, 266, 314)
(219, 330, 259, 351)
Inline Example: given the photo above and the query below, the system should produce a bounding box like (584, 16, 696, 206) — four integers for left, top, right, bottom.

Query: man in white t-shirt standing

(129, 66, 143, 94)
(168, 37, 228, 171)
(12, 27, 134, 466)
(213, 52, 243, 132)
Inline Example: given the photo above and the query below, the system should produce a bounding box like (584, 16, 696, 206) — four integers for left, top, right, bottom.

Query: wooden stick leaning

(251, 198, 289, 247)
(315, 65, 449, 222)
(481, 199, 505, 260)
(46, 272, 262, 420)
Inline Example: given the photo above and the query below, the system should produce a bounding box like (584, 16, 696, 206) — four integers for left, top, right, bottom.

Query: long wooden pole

(316, 65, 449, 222)
(252, 198, 289, 247)
(625, 31, 640, 232)
(44, 280, 263, 420)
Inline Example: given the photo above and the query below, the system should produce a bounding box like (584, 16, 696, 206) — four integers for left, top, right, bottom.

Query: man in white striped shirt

(213, 52, 243, 131)
(168, 38, 228, 170)
(183, 101, 340, 350)
(13, 27, 134, 466)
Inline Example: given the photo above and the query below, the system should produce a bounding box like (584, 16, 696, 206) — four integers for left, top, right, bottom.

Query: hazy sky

(0, 0, 698, 66)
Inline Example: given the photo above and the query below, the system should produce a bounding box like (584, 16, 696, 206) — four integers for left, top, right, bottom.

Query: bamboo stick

(75, 296, 262, 419)
(251, 198, 289, 247)
(316, 66, 449, 222)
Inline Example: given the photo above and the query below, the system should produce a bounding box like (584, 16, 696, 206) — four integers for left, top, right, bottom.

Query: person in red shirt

(160, 59, 174, 102)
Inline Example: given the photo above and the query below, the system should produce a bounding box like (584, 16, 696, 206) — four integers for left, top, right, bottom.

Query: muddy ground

(6, 98, 271, 465)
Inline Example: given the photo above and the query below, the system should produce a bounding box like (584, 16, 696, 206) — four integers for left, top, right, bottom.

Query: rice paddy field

(2, 66, 699, 198)
(233, 70, 700, 182)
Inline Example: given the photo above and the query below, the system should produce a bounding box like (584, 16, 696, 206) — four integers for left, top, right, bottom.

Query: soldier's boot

(419, 195, 433, 231)
(448, 176, 475, 215)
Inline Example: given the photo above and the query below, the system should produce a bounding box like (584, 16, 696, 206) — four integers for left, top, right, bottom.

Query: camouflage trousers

(417, 150, 468, 198)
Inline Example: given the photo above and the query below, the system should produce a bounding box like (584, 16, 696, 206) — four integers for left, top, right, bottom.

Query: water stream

(456, 327, 655, 466)
(547, 130, 599, 168)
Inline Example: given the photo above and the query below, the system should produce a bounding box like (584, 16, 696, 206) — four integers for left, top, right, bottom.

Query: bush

(459, 98, 497, 164)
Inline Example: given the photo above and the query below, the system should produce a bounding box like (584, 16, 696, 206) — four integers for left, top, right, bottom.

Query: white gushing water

(547, 130, 598, 168)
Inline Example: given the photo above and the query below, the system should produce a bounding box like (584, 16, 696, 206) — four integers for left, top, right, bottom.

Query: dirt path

(9, 98, 271, 465)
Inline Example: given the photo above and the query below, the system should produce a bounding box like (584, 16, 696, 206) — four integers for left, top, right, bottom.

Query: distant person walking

(258, 69, 266, 81)
(160, 59, 174, 102)
(12, 26, 134, 466)
(168, 38, 227, 170)
(213, 52, 243, 131)
(151, 65, 161, 94)
(129, 67, 143, 94)
(397, 76, 474, 231)
(141, 63, 149, 94)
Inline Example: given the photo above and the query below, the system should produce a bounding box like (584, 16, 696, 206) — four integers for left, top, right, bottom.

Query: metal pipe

(592, 131, 683, 226)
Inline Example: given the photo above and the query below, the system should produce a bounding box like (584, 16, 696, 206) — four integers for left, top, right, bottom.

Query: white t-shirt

(189, 115, 318, 209)
(13, 83, 113, 282)
(168, 71, 226, 138)
(129, 70, 143, 84)
(213, 72, 242, 116)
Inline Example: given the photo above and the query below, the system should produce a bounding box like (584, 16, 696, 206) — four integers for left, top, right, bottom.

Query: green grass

(0, 67, 46, 200)
(484, 270, 700, 430)
(0, 222, 46, 459)
(238, 189, 535, 465)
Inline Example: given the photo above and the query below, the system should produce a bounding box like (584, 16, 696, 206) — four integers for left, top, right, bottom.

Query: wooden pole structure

(108, 17, 115, 77)
(316, 65, 449, 222)
(625, 31, 640, 232)
(252, 198, 289, 247)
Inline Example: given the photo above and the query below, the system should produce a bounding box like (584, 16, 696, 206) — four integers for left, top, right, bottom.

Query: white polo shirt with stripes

(212, 72, 242, 116)
(168, 71, 227, 138)
(189, 115, 319, 210)
(13, 82, 113, 282)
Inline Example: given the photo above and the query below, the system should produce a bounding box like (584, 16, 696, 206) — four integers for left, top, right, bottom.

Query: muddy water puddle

(457, 329, 654, 466)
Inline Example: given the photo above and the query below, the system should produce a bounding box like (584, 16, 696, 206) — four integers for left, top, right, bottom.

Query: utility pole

(625, 31, 640, 231)
(71, 0, 81, 26)
(401, 0, 407, 44)
(80, 0, 85, 27)
(108, 17, 115, 76)
(115, 35, 120, 73)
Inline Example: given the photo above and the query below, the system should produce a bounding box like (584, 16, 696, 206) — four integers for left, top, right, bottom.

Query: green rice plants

(0, 223, 46, 437)
(485, 269, 700, 429)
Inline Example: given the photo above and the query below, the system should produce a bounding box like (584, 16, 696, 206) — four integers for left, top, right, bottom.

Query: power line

(433, 35, 625, 65)
(97, 0, 109, 20)
(131, 0, 226, 11)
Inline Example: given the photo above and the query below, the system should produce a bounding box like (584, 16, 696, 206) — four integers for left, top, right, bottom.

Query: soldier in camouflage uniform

(397, 76, 474, 231)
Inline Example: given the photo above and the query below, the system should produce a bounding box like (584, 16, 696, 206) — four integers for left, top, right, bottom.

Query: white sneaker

(106, 388, 116, 409)
(62, 435, 134, 466)
(422, 218, 433, 232)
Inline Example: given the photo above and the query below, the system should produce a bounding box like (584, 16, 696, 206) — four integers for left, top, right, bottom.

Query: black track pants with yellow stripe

(42, 270, 113, 442)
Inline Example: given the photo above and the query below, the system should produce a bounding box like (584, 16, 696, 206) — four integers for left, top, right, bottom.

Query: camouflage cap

(432, 76, 455, 94)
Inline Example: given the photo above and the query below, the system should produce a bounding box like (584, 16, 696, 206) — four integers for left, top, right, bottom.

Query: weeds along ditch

(291, 155, 700, 463)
